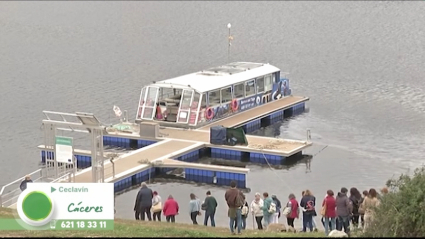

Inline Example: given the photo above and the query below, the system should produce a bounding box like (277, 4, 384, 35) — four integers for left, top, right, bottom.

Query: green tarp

(226, 127, 248, 146)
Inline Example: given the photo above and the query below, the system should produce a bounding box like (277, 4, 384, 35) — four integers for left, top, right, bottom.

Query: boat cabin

(135, 62, 291, 128)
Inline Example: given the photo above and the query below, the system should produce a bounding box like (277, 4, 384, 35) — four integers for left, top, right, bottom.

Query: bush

(363, 166, 425, 237)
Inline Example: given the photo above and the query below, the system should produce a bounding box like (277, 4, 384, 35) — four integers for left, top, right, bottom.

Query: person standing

(323, 190, 337, 236)
(359, 190, 368, 228)
(238, 200, 249, 230)
(189, 193, 201, 225)
(250, 192, 264, 230)
(286, 193, 299, 230)
(349, 187, 362, 228)
(152, 191, 162, 221)
(361, 188, 380, 232)
(336, 187, 353, 235)
(260, 192, 274, 229)
(20, 175, 33, 191)
(163, 195, 179, 223)
(202, 191, 218, 227)
(225, 180, 244, 235)
(300, 189, 316, 232)
(271, 195, 282, 224)
(134, 182, 153, 221)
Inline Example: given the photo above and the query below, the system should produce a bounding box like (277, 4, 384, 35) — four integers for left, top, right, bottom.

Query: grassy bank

(0, 208, 324, 237)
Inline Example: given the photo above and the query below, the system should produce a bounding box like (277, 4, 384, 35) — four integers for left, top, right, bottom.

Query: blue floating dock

(41, 150, 92, 169)
(114, 167, 155, 193)
(211, 148, 243, 160)
(103, 136, 157, 149)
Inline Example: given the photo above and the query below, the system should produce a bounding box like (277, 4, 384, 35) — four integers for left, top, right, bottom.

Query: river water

(1, 1, 424, 229)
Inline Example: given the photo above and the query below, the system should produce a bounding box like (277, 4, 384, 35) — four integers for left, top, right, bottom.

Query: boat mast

(227, 23, 233, 63)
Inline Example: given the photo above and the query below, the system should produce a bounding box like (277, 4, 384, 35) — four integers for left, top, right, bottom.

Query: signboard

(55, 136, 73, 164)
(0, 183, 115, 231)
(239, 96, 256, 111)
(239, 94, 263, 111)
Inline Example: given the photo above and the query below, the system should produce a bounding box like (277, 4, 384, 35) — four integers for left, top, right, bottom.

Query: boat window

(201, 93, 207, 108)
(208, 90, 220, 106)
(220, 87, 232, 103)
(245, 80, 255, 97)
(272, 73, 276, 83)
(256, 77, 265, 93)
(264, 74, 272, 92)
(181, 90, 193, 108)
(265, 74, 272, 85)
(193, 92, 200, 106)
(234, 83, 244, 98)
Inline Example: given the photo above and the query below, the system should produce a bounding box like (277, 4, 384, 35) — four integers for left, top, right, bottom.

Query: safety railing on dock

(0, 169, 43, 208)
(50, 171, 75, 183)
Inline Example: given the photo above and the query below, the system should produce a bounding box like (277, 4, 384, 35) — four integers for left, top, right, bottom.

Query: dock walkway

(73, 139, 199, 183)
(159, 128, 309, 157)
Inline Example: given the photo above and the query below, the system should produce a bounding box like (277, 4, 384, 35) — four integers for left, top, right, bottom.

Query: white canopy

(153, 62, 280, 93)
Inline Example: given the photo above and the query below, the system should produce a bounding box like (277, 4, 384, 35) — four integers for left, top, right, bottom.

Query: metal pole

(148, 168, 151, 184)
(227, 23, 231, 63)
(91, 129, 97, 183)
(53, 125, 58, 179)
(99, 130, 105, 182)
(111, 160, 115, 178)
(73, 156, 77, 182)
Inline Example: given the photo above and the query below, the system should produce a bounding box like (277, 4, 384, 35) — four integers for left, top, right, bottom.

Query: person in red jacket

(286, 193, 299, 230)
(163, 195, 179, 223)
(322, 190, 337, 236)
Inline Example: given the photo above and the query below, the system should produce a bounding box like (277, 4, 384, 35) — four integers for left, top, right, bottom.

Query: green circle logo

(22, 191, 52, 221)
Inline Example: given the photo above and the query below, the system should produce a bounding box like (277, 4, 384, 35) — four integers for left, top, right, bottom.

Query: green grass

(0, 208, 326, 237)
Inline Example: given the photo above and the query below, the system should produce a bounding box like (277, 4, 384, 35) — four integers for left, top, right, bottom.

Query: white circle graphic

(16, 188, 55, 227)
(256, 96, 261, 105)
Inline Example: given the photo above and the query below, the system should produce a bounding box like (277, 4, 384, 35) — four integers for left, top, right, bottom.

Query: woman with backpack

(234, 200, 249, 230)
(271, 195, 282, 224)
(349, 187, 362, 228)
(300, 189, 316, 232)
(260, 192, 274, 229)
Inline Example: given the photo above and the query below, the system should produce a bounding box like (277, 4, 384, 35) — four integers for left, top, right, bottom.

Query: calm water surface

(1, 1, 425, 229)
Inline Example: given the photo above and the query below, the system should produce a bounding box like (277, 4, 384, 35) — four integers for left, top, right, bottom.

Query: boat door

(176, 89, 194, 124)
(141, 86, 160, 120)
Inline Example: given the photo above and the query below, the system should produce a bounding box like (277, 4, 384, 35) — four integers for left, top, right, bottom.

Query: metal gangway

(0, 111, 109, 208)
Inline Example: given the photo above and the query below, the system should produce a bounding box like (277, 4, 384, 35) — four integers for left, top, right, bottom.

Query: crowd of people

(133, 181, 386, 236)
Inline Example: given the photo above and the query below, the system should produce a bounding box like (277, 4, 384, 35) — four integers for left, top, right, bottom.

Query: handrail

(0, 169, 43, 208)
(0, 169, 42, 196)
(50, 172, 73, 183)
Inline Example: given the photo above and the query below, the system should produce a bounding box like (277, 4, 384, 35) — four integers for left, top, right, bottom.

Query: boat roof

(153, 62, 280, 93)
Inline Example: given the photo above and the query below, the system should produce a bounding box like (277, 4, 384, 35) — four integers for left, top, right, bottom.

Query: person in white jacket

(250, 192, 264, 230)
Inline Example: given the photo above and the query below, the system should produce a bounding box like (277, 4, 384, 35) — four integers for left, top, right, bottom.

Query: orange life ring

(231, 99, 239, 111)
(205, 107, 214, 120)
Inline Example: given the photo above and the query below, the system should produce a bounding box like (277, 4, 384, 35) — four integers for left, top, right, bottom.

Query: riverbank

(0, 208, 325, 237)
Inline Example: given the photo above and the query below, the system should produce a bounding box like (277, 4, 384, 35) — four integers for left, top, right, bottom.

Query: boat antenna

(227, 23, 233, 63)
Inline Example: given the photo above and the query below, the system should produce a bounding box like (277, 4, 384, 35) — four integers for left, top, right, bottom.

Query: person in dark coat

(349, 187, 362, 228)
(202, 190, 218, 227)
(134, 182, 153, 221)
(300, 189, 316, 232)
(20, 175, 33, 191)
